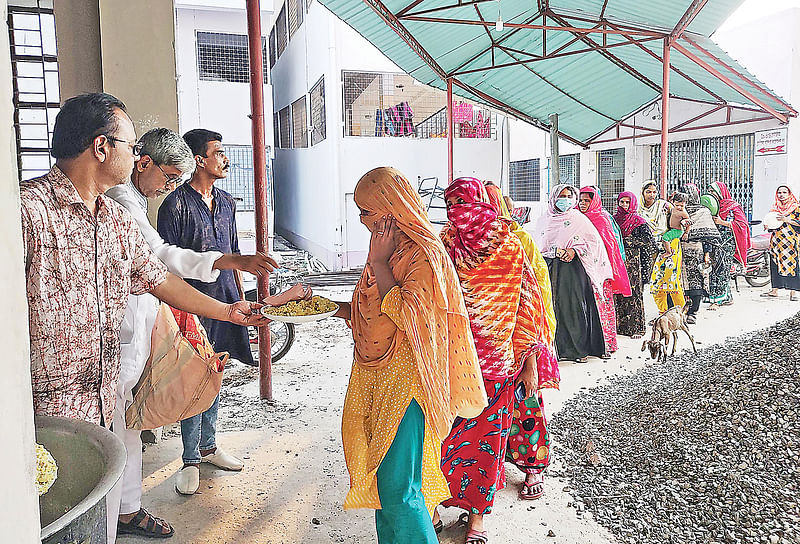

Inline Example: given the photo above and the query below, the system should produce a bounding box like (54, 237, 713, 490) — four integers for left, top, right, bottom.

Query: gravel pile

(551, 313, 800, 544)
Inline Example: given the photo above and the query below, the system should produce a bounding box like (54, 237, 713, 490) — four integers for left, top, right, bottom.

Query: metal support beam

(682, 37, 797, 116)
(670, 0, 709, 42)
(399, 16, 665, 37)
(447, 77, 454, 184)
(246, 0, 272, 400)
(549, 113, 559, 186)
(660, 37, 670, 200)
(673, 40, 789, 123)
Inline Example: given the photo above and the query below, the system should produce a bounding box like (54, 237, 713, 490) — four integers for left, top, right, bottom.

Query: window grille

(509, 159, 540, 202)
(310, 77, 326, 146)
(218, 145, 253, 211)
(342, 70, 496, 139)
(597, 148, 625, 210)
(278, 106, 291, 149)
(650, 134, 755, 218)
(291, 96, 308, 149)
(273, 111, 280, 151)
(268, 29, 276, 68)
(8, 0, 59, 181)
(288, 0, 304, 39)
(275, 6, 287, 59)
(196, 32, 267, 84)
(558, 153, 580, 186)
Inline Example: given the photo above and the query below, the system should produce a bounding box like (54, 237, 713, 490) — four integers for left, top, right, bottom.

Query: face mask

(555, 197, 574, 212)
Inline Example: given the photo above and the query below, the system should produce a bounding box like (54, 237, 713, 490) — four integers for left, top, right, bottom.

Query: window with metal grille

(8, 0, 59, 181)
(196, 32, 267, 84)
(558, 153, 581, 186)
(273, 111, 280, 150)
(310, 77, 326, 146)
(291, 96, 308, 149)
(287, 0, 304, 39)
(275, 6, 287, 59)
(342, 70, 496, 139)
(215, 145, 255, 211)
(650, 134, 755, 218)
(268, 29, 276, 68)
(278, 106, 291, 149)
(509, 159, 541, 202)
(597, 148, 625, 211)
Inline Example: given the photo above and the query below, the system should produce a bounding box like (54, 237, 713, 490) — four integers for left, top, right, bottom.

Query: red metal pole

(447, 77, 454, 184)
(660, 37, 670, 200)
(245, 0, 272, 400)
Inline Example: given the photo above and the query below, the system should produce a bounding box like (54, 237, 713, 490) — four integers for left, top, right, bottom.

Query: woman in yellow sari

(333, 167, 487, 543)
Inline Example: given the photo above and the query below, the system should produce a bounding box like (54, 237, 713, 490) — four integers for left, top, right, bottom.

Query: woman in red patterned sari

(434, 177, 558, 544)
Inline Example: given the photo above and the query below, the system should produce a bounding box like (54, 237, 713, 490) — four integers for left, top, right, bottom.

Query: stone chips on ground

(551, 314, 800, 544)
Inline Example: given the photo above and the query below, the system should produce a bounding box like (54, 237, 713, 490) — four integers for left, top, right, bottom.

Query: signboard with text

(755, 128, 787, 156)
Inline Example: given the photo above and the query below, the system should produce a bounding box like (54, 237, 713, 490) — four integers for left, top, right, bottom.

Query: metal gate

(598, 148, 625, 210)
(650, 134, 755, 218)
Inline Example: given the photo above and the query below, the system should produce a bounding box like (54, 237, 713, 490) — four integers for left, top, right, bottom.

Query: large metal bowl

(36, 415, 126, 544)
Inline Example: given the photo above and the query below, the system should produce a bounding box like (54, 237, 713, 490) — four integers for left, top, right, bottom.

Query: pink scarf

(580, 186, 632, 297)
(711, 181, 750, 266)
(442, 177, 501, 263)
(614, 191, 648, 238)
(533, 184, 613, 292)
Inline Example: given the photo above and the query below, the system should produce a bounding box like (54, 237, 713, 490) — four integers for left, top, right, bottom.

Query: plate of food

(260, 295, 339, 324)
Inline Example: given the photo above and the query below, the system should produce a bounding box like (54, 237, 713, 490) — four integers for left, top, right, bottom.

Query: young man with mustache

(156, 129, 263, 495)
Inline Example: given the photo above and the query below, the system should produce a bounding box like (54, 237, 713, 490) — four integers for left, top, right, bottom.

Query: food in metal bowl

(262, 295, 337, 317)
(36, 443, 58, 496)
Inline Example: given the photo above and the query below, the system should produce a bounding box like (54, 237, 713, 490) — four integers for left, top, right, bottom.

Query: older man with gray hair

(105, 128, 304, 539)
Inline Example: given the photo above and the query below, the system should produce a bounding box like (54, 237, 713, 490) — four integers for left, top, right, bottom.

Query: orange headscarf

(352, 167, 487, 437)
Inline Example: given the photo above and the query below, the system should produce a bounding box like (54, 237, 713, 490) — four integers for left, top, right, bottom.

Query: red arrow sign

(757, 145, 785, 153)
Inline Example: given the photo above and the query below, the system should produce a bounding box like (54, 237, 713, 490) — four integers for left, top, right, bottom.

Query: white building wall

(272, 3, 505, 270)
(0, 3, 39, 539)
(175, 5, 275, 148)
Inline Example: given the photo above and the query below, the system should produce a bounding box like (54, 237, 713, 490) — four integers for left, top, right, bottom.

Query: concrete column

(54, 0, 104, 98)
(0, 3, 40, 540)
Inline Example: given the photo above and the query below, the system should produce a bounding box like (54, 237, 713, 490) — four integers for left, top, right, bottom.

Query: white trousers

(106, 380, 144, 542)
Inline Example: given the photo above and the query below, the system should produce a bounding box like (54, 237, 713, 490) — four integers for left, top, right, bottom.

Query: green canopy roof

(318, 0, 795, 145)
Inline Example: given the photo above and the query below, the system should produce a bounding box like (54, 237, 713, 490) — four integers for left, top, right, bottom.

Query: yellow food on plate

(36, 443, 58, 496)
(262, 296, 337, 316)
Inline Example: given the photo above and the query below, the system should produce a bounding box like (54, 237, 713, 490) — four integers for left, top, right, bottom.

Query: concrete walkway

(119, 282, 799, 544)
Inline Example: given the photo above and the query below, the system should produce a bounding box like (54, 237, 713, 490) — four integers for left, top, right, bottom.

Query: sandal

(465, 529, 489, 544)
(519, 474, 544, 500)
(117, 508, 174, 538)
(433, 519, 443, 534)
(761, 292, 779, 298)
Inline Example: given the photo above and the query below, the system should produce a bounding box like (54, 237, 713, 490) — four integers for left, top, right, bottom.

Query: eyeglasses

(106, 135, 143, 156)
(155, 163, 184, 189)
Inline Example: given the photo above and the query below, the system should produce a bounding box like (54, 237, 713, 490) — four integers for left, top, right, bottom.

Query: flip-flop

(760, 292, 778, 298)
(519, 474, 545, 500)
(465, 529, 489, 544)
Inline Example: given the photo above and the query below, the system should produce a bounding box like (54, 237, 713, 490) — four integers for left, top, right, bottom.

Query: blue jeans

(181, 393, 219, 465)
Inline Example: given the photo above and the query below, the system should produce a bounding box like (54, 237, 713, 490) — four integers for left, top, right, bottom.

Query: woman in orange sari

(435, 177, 558, 544)
(334, 167, 487, 543)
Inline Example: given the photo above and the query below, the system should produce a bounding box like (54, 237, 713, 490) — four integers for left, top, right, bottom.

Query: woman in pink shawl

(709, 181, 750, 267)
(708, 181, 750, 309)
(578, 186, 630, 355)
(613, 191, 659, 338)
(534, 184, 612, 363)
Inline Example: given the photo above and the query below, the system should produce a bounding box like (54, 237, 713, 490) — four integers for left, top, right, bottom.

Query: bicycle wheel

(269, 321, 295, 362)
(246, 322, 296, 364)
